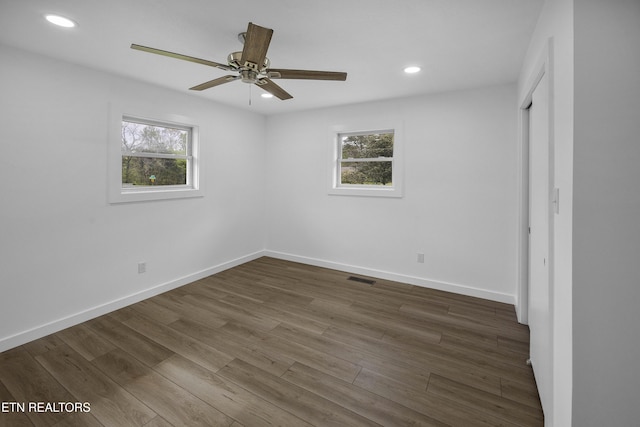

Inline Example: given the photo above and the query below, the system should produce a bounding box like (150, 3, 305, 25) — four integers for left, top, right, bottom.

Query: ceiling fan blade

(267, 69, 347, 81)
(190, 75, 240, 91)
(131, 44, 231, 71)
(240, 22, 273, 72)
(256, 78, 293, 100)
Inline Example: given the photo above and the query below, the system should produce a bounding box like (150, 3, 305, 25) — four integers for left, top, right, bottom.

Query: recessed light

(261, 93, 274, 99)
(45, 14, 77, 28)
(404, 66, 421, 74)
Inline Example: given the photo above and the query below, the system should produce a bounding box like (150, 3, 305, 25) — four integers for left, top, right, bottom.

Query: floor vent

(347, 276, 376, 285)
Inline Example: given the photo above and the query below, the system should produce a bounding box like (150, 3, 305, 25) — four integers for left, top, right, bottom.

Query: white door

(528, 72, 552, 416)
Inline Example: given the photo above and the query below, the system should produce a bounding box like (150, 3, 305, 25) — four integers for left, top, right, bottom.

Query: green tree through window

(121, 119, 190, 187)
(340, 132, 393, 185)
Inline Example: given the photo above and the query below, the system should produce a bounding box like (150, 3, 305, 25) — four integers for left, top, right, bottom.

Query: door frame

(516, 36, 556, 421)
(516, 38, 555, 327)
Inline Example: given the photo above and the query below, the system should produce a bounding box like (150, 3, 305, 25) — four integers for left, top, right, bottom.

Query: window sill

(328, 186, 403, 198)
(109, 187, 203, 204)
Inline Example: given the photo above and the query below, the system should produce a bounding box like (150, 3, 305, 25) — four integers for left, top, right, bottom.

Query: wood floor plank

(86, 315, 174, 368)
(325, 307, 533, 387)
(200, 276, 269, 304)
(118, 308, 234, 373)
(323, 325, 503, 395)
(21, 334, 67, 358)
(168, 318, 293, 377)
(129, 299, 181, 325)
(217, 359, 377, 427)
(181, 294, 280, 332)
(256, 274, 362, 307)
(205, 274, 315, 308)
(46, 411, 104, 427)
(428, 374, 544, 426)
(498, 335, 531, 355)
(34, 344, 157, 427)
(495, 304, 519, 318)
(415, 340, 535, 385)
(218, 293, 329, 335)
(213, 321, 363, 383)
(149, 292, 228, 329)
(141, 416, 174, 427)
(268, 322, 370, 368)
(306, 299, 387, 339)
(441, 333, 532, 373)
(500, 377, 543, 411)
(176, 278, 230, 300)
(155, 354, 314, 427)
(269, 322, 431, 391)
(353, 368, 521, 427)
(258, 333, 362, 383)
(92, 348, 154, 386)
(56, 324, 116, 362)
(409, 284, 509, 311)
(94, 346, 233, 427)
(0, 347, 79, 427)
(447, 302, 497, 321)
(497, 322, 531, 344)
(0, 379, 36, 427)
(399, 303, 501, 347)
(341, 302, 444, 344)
(124, 370, 233, 427)
(282, 362, 447, 427)
(351, 298, 445, 329)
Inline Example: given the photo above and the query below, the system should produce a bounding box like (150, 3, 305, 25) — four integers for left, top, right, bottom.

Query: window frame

(108, 104, 202, 204)
(328, 121, 404, 198)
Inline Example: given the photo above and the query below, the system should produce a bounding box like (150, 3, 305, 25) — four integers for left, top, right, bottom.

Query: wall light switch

(417, 253, 425, 263)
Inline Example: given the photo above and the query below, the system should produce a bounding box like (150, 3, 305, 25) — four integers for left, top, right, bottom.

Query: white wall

(520, 1, 640, 425)
(517, 0, 573, 425)
(265, 85, 519, 303)
(517, 0, 574, 425)
(0, 45, 266, 351)
(573, 0, 640, 425)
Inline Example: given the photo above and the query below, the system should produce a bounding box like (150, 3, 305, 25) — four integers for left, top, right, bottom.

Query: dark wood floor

(0, 257, 543, 426)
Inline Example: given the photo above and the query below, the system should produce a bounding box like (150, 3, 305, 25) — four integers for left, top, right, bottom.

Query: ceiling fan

(131, 22, 347, 100)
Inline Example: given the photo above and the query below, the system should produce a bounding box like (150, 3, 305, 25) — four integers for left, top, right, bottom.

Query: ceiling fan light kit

(131, 22, 347, 101)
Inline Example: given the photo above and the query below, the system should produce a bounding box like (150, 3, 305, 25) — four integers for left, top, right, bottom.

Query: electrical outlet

(417, 253, 425, 263)
(138, 262, 146, 274)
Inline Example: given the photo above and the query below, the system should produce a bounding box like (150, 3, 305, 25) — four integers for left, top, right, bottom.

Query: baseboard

(264, 250, 516, 305)
(0, 251, 264, 353)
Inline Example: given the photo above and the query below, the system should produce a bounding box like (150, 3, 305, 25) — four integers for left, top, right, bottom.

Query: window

(329, 124, 403, 197)
(338, 130, 394, 186)
(121, 117, 192, 189)
(109, 108, 201, 203)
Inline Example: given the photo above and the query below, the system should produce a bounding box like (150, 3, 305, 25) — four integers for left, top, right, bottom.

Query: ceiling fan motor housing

(227, 51, 270, 82)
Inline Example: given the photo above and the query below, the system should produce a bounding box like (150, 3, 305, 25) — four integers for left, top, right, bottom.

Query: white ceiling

(0, 0, 543, 115)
